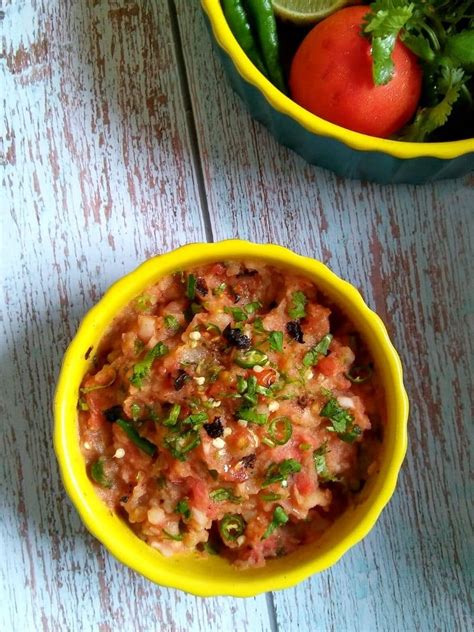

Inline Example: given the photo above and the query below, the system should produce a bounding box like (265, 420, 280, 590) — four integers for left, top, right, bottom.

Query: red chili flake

(174, 369, 190, 391)
(223, 324, 251, 349)
(203, 417, 224, 438)
(103, 405, 124, 422)
(196, 277, 208, 296)
(241, 454, 256, 469)
(286, 320, 304, 343)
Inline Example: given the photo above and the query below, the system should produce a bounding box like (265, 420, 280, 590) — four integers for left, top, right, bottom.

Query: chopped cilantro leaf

(262, 458, 301, 487)
(213, 282, 227, 296)
(303, 334, 333, 367)
(245, 301, 262, 315)
(164, 314, 180, 332)
(224, 306, 247, 322)
(130, 342, 168, 388)
(237, 406, 268, 425)
(320, 398, 361, 443)
(253, 318, 266, 333)
(269, 331, 284, 352)
(288, 291, 307, 319)
(313, 442, 337, 482)
(262, 506, 289, 539)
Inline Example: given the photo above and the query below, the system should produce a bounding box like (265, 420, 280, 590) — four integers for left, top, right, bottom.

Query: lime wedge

(272, 0, 355, 24)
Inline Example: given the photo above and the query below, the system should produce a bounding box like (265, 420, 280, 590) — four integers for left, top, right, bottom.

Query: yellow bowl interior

(54, 240, 409, 596)
(201, 0, 474, 160)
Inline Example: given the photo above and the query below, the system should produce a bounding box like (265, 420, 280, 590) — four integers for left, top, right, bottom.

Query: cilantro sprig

(363, 0, 474, 140)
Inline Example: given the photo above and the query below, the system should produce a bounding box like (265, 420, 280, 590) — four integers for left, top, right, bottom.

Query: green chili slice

(345, 364, 373, 384)
(186, 274, 197, 299)
(268, 416, 292, 446)
(235, 348, 268, 368)
(219, 513, 246, 542)
(162, 529, 183, 542)
(90, 457, 112, 488)
(116, 418, 157, 456)
(210, 488, 241, 503)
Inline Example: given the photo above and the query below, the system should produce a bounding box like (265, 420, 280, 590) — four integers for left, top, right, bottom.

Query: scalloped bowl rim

(54, 240, 409, 597)
(201, 0, 474, 161)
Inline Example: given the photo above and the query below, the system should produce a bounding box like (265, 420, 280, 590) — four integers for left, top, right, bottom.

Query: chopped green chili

(162, 529, 183, 542)
(116, 419, 157, 456)
(206, 322, 222, 335)
(80, 369, 117, 393)
(186, 274, 197, 299)
(164, 430, 201, 461)
(260, 492, 283, 502)
(253, 317, 266, 333)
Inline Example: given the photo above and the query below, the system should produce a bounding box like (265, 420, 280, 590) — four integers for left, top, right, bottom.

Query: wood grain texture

(1, 2, 271, 631)
(175, 2, 474, 631)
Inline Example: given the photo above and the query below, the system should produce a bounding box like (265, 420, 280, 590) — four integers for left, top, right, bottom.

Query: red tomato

(289, 6, 422, 138)
(317, 355, 339, 377)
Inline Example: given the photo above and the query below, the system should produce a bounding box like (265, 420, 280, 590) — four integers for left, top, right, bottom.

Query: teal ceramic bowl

(201, 0, 474, 184)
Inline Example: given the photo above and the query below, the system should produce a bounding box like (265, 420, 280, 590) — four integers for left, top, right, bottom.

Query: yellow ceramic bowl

(202, 0, 474, 183)
(54, 240, 409, 596)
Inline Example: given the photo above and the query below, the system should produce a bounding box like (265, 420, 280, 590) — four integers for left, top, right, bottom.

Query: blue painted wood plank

(0, 1, 272, 631)
(175, 2, 473, 631)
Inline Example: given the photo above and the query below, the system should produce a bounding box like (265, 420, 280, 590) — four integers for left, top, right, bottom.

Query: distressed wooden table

(1, 1, 472, 631)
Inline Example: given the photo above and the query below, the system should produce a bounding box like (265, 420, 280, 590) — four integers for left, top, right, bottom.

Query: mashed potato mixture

(79, 261, 384, 567)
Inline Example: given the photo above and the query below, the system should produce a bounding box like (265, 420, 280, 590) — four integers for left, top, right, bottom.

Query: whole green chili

(222, 0, 268, 76)
(245, 0, 286, 93)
